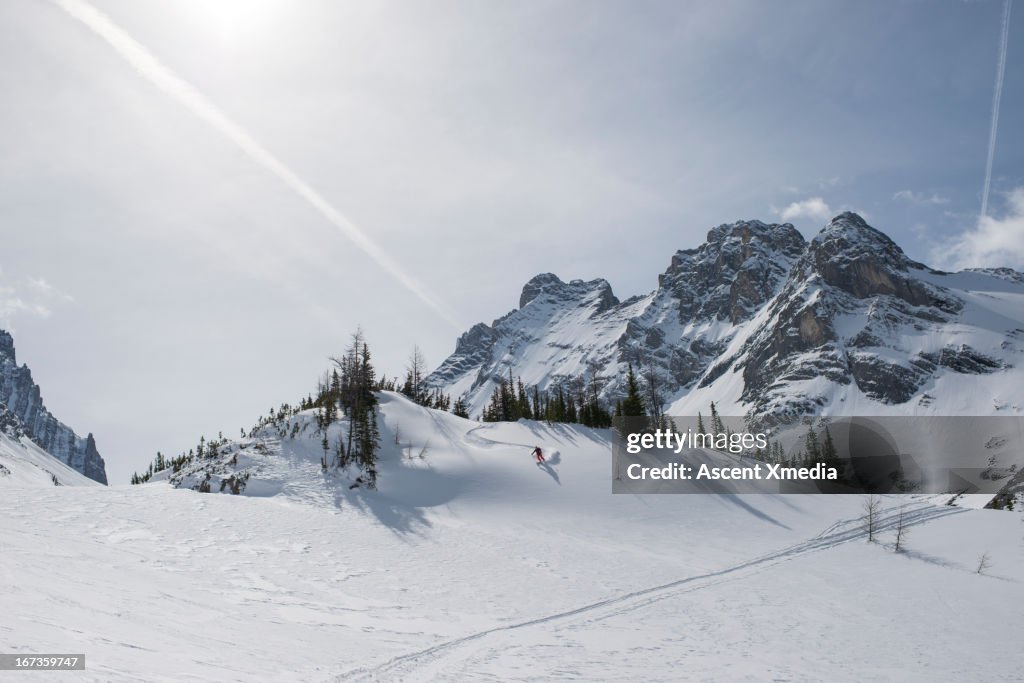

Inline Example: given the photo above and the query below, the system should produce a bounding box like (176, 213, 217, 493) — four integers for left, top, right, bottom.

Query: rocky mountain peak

(453, 322, 496, 355)
(519, 273, 619, 313)
(0, 330, 14, 360)
(810, 212, 922, 270)
(0, 328, 107, 484)
(519, 273, 564, 308)
(659, 219, 806, 323)
(802, 213, 947, 308)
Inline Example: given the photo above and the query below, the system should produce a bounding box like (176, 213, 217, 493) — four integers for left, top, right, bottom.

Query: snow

(0, 432, 100, 488)
(2, 393, 1022, 681)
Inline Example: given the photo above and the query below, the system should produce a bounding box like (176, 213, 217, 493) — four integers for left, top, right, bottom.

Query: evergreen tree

(327, 328, 382, 487)
(516, 378, 532, 420)
(642, 363, 665, 427)
(620, 364, 646, 417)
(822, 425, 839, 468)
(804, 423, 822, 465)
(709, 402, 724, 436)
(329, 369, 342, 407)
(402, 345, 428, 404)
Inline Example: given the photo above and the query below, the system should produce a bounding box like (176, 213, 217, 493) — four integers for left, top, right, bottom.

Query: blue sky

(1, 0, 1021, 482)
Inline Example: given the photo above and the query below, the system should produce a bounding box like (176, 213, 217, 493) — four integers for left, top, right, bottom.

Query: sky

(1, 0, 1021, 484)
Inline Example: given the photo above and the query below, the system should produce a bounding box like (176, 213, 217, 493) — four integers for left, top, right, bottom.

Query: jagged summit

(660, 219, 806, 324)
(0, 328, 107, 484)
(797, 213, 950, 310)
(809, 212, 919, 268)
(0, 329, 15, 359)
(519, 273, 619, 312)
(426, 213, 1024, 422)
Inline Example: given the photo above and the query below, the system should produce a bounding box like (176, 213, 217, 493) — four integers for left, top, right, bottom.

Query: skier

(531, 446, 545, 464)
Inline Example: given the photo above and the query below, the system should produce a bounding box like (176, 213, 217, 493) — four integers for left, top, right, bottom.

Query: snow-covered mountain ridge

(0, 329, 107, 484)
(427, 213, 1024, 420)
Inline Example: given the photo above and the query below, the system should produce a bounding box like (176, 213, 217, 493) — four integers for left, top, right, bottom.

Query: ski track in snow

(342, 501, 964, 682)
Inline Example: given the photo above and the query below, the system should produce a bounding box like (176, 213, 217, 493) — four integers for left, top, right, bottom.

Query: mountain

(426, 213, 1024, 421)
(0, 329, 108, 484)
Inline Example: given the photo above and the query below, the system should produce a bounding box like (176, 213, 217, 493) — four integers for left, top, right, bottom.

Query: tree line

(480, 368, 614, 428)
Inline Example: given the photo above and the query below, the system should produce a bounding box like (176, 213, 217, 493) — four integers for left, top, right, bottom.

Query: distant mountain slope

(0, 330, 107, 484)
(0, 429, 102, 487)
(426, 213, 1024, 421)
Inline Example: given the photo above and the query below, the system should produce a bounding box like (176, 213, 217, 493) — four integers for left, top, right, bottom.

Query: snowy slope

(0, 431, 101, 487)
(2, 393, 1022, 681)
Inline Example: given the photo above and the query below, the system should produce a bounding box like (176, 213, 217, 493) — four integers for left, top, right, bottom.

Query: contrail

(54, 0, 464, 330)
(980, 0, 1013, 224)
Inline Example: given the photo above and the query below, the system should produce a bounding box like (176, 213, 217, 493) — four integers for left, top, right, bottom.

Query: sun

(182, 0, 284, 46)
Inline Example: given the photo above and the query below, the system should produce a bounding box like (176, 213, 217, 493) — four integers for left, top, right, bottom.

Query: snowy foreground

(2, 393, 1023, 682)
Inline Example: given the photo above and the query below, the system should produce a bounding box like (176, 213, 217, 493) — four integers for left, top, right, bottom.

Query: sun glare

(182, 0, 283, 46)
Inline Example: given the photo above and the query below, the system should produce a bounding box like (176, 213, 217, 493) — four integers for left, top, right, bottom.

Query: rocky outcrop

(0, 330, 107, 484)
(659, 220, 806, 324)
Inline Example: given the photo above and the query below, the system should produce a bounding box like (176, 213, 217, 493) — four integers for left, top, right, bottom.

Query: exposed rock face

(734, 212, 968, 413)
(660, 220, 806, 324)
(427, 213, 1024, 422)
(0, 330, 107, 484)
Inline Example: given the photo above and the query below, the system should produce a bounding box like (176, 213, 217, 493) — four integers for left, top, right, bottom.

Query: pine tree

(822, 425, 840, 471)
(516, 378, 532, 420)
(709, 402, 724, 435)
(327, 328, 382, 487)
(642, 363, 664, 427)
(804, 423, 822, 465)
(329, 369, 342, 408)
(620, 364, 646, 417)
(482, 383, 501, 422)
(402, 345, 428, 404)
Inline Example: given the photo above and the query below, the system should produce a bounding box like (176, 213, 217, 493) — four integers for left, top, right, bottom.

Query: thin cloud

(893, 190, 950, 206)
(775, 197, 833, 222)
(0, 271, 74, 326)
(942, 187, 1024, 270)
